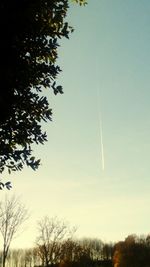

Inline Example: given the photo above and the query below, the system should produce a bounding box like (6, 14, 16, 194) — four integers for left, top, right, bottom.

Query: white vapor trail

(97, 86, 105, 171)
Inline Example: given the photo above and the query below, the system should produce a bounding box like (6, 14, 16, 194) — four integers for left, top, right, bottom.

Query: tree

(36, 216, 76, 267)
(78, 238, 104, 261)
(9, 249, 24, 267)
(0, 196, 29, 267)
(0, 0, 87, 180)
(113, 235, 150, 267)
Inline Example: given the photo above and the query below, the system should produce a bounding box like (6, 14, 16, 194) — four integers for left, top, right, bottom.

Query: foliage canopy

(0, 0, 87, 178)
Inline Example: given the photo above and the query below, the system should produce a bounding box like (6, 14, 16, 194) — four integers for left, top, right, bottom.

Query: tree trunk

(2, 253, 6, 267)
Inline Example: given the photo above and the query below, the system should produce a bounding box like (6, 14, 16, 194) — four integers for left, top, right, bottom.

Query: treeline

(113, 234, 150, 267)
(5, 234, 150, 267)
(0, 196, 113, 267)
(0, 196, 150, 267)
(3, 238, 113, 267)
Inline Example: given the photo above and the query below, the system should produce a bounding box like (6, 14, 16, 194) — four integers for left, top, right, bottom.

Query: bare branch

(0, 195, 29, 267)
(36, 216, 76, 266)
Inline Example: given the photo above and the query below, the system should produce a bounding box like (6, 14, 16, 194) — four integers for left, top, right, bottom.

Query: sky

(1, 0, 150, 248)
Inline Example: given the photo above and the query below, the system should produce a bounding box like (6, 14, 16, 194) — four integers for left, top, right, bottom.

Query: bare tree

(0, 196, 29, 267)
(36, 216, 76, 267)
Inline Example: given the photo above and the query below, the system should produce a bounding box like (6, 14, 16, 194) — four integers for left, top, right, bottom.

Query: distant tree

(9, 248, 40, 267)
(32, 247, 42, 267)
(78, 238, 105, 261)
(113, 235, 150, 267)
(36, 216, 76, 267)
(22, 249, 34, 267)
(59, 239, 87, 267)
(0, 0, 87, 181)
(102, 243, 114, 261)
(0, 196, 28, 267)
(9, 249, 24, 267)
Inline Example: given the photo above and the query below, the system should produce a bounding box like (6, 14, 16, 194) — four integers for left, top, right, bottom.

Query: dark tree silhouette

(113, 235, 150, 267)
(36, 216, 76, 267)
(0, 0, 87, 179)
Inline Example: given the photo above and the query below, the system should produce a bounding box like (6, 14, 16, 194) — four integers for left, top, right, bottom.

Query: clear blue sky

(2, 0, 150, 248)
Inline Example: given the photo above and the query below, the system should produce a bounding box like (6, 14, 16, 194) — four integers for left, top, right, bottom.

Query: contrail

(97, 88, 105, 171)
